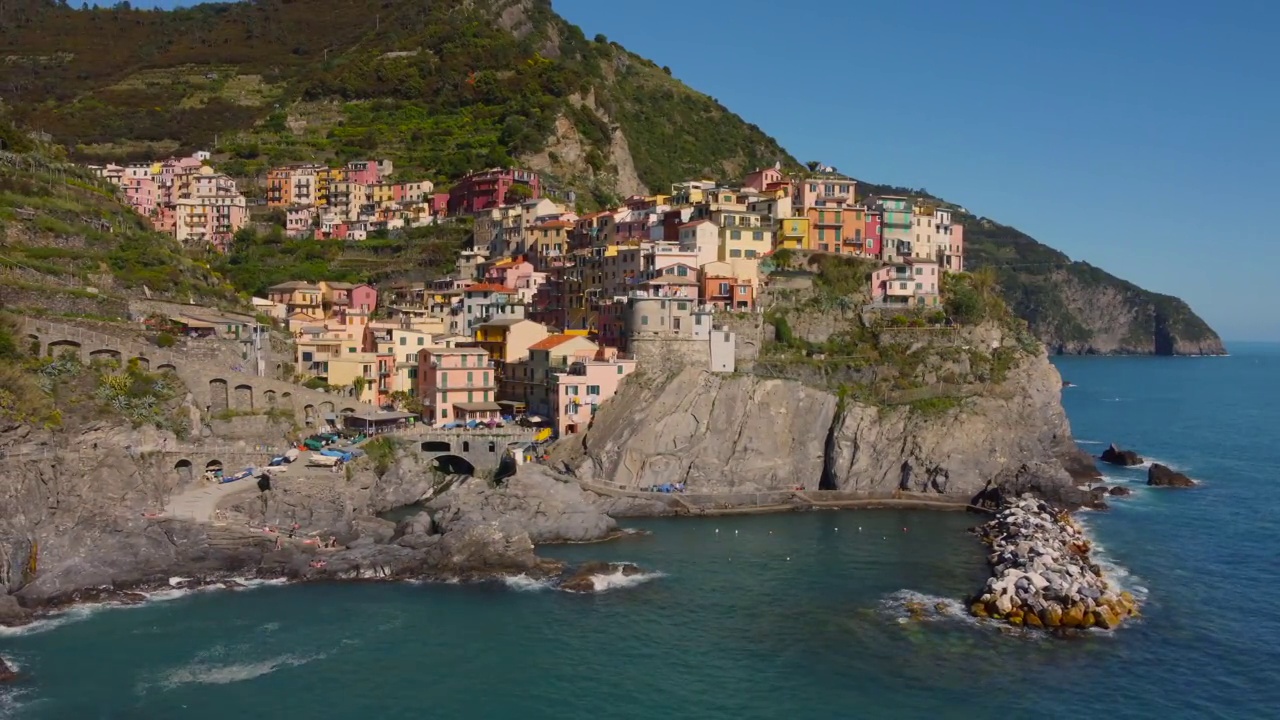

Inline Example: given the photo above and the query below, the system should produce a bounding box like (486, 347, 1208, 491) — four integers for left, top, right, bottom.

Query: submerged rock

(1148, 464, 1196, 488)
(0, 594, 30, 627)
(1100, 443, 1144, 467)
(0, 656, 17, 683)
(1108, 486, 1132, 497)
(559, 561, 644, 593)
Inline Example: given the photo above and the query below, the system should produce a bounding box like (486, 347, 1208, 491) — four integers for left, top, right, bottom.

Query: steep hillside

(0, 142, 235, 320)
(860, 182, 1223, 356)
(0, 0, 792, 207)
(959, 215, 1222, 355)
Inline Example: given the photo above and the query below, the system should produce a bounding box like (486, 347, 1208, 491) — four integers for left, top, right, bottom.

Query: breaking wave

(0, 577, 291, 637)
(583, 568, 665, 593)
(501, 574, 554, 592)
(1072, 516, 1148, 603)
(878, 590, 985, 629)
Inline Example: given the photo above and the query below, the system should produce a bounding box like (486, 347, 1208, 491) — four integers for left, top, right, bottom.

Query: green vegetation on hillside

(214, 223, 468, 297)
(600, 50, 793, 190)
(0, 315, 189, 433)
(0, 148, 235, 318)
(857, 181, 1221, 353)
(0, 0, 791, 195)
(758, 256, 1035, 414)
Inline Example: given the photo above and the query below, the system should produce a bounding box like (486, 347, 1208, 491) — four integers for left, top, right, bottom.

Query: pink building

(946, 223, 965, 272)
(447, 168, 541, 215)
(870, 258, 941, 307)
(346, 160, 381, 186)
(285, 207, 314, 238)
(792, 172, 857, 211)
(864, 209, 883, 258)
(485, 259, 535, 289)
(350, 283, 378, 313)
(416, 347, 499, 426)
(123, 176, 157, 218)
(153, 206, 176, 235)
(549, 347, 637, 437)
(742, 166, 785, 192)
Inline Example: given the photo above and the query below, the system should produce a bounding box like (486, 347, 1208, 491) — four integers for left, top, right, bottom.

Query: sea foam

(584, 568, 665, 593)
(501, 574, 554, 592)
(1072, 515, 1149, 603)
(157, 652, 326, 690)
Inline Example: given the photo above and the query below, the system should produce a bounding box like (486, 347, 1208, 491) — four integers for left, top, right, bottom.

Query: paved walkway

(164, 479, 259, 522)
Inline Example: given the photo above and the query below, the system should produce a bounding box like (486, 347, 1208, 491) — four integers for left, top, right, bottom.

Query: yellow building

(714, 211, 773, 261)
(475, 319, 551, 364)
(776, 217, 809, 250)
(316, 166, 346, 207)
(324, 353, 383, 405)
(371, 182, 397, 207)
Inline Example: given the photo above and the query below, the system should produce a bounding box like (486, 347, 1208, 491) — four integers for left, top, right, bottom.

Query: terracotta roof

(463, 283, 514, 293)
(528, 334, 584, 351)
(534, 220, 573, 229)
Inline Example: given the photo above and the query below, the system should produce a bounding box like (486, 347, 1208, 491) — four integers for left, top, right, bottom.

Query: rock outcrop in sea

(969, 498, 1140, 631)
(1148, 463, 1196, 487)
(1100, 443, 1144, 467)
(0, 655, 17, 683)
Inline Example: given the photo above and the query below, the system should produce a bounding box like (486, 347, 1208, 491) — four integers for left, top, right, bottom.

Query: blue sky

(137, 0, 1279, 340)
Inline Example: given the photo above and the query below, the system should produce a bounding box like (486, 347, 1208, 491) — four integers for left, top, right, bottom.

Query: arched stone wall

(47, 339, 81, 359)
(209, 379, 229, 412)
(232, 384, 254, 412)
(89, 348, 122, 363)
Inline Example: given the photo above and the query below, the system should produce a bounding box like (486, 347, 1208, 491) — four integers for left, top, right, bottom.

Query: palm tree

(970, 266, 998, 301)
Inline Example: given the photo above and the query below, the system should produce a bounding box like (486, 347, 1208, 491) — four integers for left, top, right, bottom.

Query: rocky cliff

(0, 416, 645, 625)
(564, 348, 1095, 506)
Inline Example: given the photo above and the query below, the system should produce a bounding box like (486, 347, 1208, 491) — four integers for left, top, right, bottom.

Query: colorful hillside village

(94, 155, 964, 439)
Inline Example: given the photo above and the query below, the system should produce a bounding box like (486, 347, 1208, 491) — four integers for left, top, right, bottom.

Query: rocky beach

(969, 497, 1140, 631)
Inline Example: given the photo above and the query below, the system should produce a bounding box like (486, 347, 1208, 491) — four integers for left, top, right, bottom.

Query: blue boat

(222, 467, 255, 483)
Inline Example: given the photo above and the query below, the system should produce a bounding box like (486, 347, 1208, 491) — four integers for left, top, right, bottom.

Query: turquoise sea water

(4, 345, 1280, 719)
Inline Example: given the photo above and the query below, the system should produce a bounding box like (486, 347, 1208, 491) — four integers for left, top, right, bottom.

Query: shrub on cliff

(365, 437, 398, 478)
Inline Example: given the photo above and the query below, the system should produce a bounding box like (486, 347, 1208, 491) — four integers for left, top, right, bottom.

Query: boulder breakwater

(969, 498, 1140, 632)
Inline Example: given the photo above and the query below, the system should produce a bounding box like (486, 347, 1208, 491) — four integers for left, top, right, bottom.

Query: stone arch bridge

(20, 318, 377, 426)
(412, 428, 538, 475)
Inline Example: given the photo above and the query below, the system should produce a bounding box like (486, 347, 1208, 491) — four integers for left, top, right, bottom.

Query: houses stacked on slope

(100, 156, 966, 438)
(266, 159, 450, 240)
(92, 151, 248, 251)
